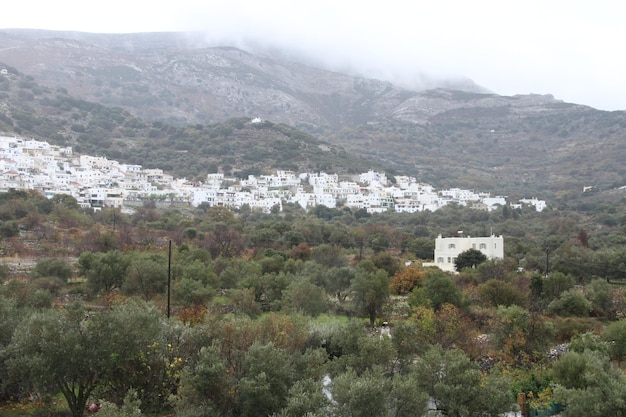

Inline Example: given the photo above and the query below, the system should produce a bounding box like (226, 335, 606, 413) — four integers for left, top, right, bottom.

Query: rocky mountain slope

(0, 29, 427, 130)
(0, 70, 379, 179)
(0, 29, 625, 201)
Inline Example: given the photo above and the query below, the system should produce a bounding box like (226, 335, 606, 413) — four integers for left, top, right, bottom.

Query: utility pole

(545, 247, 550, 277)
(167, 240, 172, 319)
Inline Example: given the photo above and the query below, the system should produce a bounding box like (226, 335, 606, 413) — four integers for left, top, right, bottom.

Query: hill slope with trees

(0, 29, 625, 200)
(0, 188, 624, 416)
(0, 69, 379, 179)
(0, 29, 625, 417)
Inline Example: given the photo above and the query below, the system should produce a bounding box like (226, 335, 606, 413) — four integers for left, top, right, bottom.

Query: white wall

(433, 234, 504, 273)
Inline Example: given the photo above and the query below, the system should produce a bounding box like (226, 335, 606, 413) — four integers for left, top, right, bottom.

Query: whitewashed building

(0, 135, 549, 216)
(519, 198, 547, 212)
(481, 196, 507, 211)
(428, 234, 504, 273)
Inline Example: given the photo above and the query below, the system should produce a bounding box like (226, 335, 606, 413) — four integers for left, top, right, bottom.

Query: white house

(428, 234, 504, 273)
(440, 188, 480, 203)
(519, 198, 547, 212)
(359, 170, 388, 186)
(192, 188, 219, 206)
(481, 196, 507, 211)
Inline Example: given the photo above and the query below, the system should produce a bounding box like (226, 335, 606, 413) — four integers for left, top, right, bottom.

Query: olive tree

(454, 248, 487, 272)
(122, 252, 168, 299)
(422, 269, 463, 311)
(330, 368, 389, 417)
(603, 318, 626, 366)
(349, 267, 390, 325)
(415, 345, 515, 417)
(541, 272, 574, 302)
(4, 299, 179, 416)
(0, 295, 23, 401)
(179, 341, 302, 417)
(282, 277, 328, 317)
(585, 278, 614, 318)
(77, 250, 130, 294)
(89, 298, 180, 413)
(4, 306, 105, 417)
(552, 350, 626, 417)
(31, 258, 73, 282)
(547, 288, 591, 317)
(492, 304, 554, 363)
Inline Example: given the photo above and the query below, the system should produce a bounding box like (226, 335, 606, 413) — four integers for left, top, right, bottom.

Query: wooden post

(517, 393, 527, 417)
(167, 240, 171, 319)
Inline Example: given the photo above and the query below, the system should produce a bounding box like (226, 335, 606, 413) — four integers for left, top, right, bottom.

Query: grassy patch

(309, 313, 351, 325)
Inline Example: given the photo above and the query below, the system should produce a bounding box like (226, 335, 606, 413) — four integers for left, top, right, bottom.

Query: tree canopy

(0, 186, 625, 416)
(454, 248, 488, 272)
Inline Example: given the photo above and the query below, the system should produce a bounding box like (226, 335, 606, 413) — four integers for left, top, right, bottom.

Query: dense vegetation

(0, 189, 625, 416)
(1, 39, 625, 416)
(327, 95, 626, 199)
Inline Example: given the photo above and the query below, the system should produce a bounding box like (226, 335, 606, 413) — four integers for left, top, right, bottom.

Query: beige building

(429, 234, 504, 273)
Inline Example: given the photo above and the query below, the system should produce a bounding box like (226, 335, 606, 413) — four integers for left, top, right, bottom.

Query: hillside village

(0, 134, 546, 215)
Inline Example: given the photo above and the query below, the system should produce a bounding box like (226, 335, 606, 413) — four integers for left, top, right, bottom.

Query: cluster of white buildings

(0, 135, 546, 214)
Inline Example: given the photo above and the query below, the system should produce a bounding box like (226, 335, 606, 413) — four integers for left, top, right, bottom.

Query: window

(479, 243, 487, 250)
(437, 257, 444, 263)
(447, 257, 451, 263)
(448, 243, 456, 249)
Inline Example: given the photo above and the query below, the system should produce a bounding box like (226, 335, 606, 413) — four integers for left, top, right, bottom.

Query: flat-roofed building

(427, 234, 504, 273)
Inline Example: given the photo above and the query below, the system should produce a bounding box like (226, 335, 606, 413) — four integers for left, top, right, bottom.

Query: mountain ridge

(0, 29, 488, 129)
(0, 29, 624, 201)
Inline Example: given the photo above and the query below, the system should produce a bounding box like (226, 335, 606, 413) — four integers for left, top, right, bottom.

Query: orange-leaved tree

(391, 266, 425, 295)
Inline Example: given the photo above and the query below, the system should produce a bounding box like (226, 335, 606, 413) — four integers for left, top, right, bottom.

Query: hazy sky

(2, 0, 625, 111)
